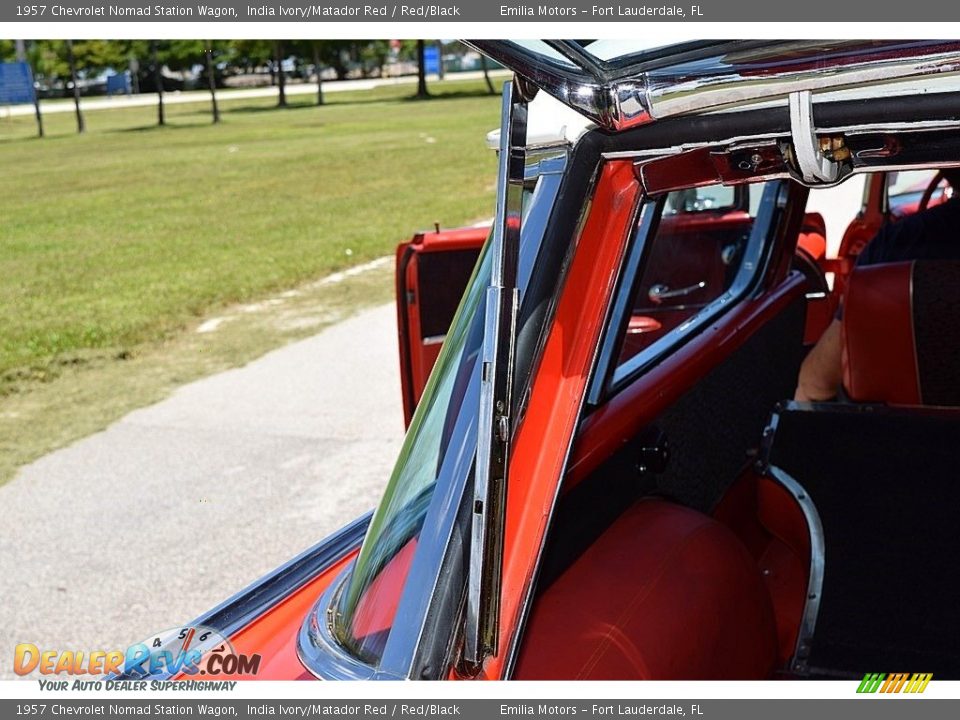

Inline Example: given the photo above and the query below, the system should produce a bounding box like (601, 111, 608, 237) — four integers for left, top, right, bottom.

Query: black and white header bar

(3, 0, 953, 23)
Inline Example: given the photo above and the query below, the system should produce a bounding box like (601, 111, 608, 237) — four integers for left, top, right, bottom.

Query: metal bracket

(788, 90, 841, 184)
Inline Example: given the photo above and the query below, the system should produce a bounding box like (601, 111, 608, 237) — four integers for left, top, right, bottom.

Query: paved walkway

(0, 304, 404, 678)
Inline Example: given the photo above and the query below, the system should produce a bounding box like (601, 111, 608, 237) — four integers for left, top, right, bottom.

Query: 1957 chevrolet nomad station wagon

(132, 40, 960, 681)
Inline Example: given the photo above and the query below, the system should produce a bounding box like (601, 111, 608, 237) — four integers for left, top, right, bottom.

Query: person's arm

(795, 319, 843, 402)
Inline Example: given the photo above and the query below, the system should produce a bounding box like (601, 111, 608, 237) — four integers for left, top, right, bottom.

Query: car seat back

(842, 260, 960, 406)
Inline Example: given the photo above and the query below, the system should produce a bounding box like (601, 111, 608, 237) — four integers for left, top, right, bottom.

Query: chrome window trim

(585, 201, 661, 407)
(587, 179, 788, 404)
(297, 149, 569, 681)
(298, 569, 398, 680)
(468, 83, 528, 665)
(764, 464, 826, 676)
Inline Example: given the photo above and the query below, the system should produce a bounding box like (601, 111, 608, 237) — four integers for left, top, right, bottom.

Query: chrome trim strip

(469, 41, 960, 133)
(765, 465, 826, 675)
(647, 44, 960, 125)
(467, 81, 526, 666)
(543, 40, 606, 78)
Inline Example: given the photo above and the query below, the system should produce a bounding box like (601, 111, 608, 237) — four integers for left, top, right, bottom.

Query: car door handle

(648, 281, 706, 304)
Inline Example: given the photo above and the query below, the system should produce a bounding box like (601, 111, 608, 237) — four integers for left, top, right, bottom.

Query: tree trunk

(481, 55, 495, 95)
(313, 47, 324, 106)
(416, 40, 429, 99)
(151, 40, 165, 126)
(275, 42, 287, 108)
(65, 40, 84, 134)
(26, 43, 44, 138)
(32, 89, 44, 138)
(206, 42, 220, 124)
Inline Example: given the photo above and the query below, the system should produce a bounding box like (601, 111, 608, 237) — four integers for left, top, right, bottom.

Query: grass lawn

(0, 77, 505, 481)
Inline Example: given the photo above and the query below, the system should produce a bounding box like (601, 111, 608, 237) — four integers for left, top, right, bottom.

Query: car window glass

(614, 181, 772, 374)
(664, 185, 736, 214)
(887, 169, 949, 214)
(330, 177, 551, 667)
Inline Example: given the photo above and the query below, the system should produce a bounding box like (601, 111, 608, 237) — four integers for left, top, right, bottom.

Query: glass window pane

(616, 182, 768, 370)
(887, 170, 950, 215)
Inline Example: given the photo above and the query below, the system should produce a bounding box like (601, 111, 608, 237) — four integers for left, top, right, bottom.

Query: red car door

(395, 226, 488, 425)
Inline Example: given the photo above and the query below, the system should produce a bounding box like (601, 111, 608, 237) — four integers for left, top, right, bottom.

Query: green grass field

(0, 78, 503, 394)
(0, 77, 505, 481)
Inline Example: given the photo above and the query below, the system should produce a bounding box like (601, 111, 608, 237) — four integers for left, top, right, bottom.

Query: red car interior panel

(800, 292, 835, 346)
(832, 173, 886, 300)
(837, 173, 886, 261)
(569, 273, 806, 492)
(713, 471, 810, 668)
(514, 500, 778, 680)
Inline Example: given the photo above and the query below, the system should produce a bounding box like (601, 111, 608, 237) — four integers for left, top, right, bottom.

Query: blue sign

(106, 71, 132, 95)
(424, 45, 441, 75)
(0, 61, 36, 105)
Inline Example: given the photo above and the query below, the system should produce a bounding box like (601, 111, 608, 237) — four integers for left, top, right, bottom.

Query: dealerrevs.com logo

(14, 625, 261, 685)
(857, 673, 933, 694)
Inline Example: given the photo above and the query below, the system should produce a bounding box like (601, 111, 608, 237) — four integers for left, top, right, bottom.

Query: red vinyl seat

(842, 260, 960, 406)
(513, 499, 778, 680)
(797, 211, 827, 261)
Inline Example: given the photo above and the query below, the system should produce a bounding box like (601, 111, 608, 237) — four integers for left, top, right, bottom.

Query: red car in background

(133, 40, 960, 681)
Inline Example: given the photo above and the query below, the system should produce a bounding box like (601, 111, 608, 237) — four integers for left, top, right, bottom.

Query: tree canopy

(9, 39, 455, 91)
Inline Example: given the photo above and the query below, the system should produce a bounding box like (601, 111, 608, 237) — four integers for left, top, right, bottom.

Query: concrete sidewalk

(0, 303, 404, 678)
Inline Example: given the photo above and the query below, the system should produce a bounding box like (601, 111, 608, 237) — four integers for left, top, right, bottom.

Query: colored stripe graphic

(857, 673, 885, 693)
(906, 673, 933, 693)
(858, 672, 932, 693)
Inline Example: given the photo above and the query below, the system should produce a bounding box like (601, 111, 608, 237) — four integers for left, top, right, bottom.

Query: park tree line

(0, 40, 496, 136)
